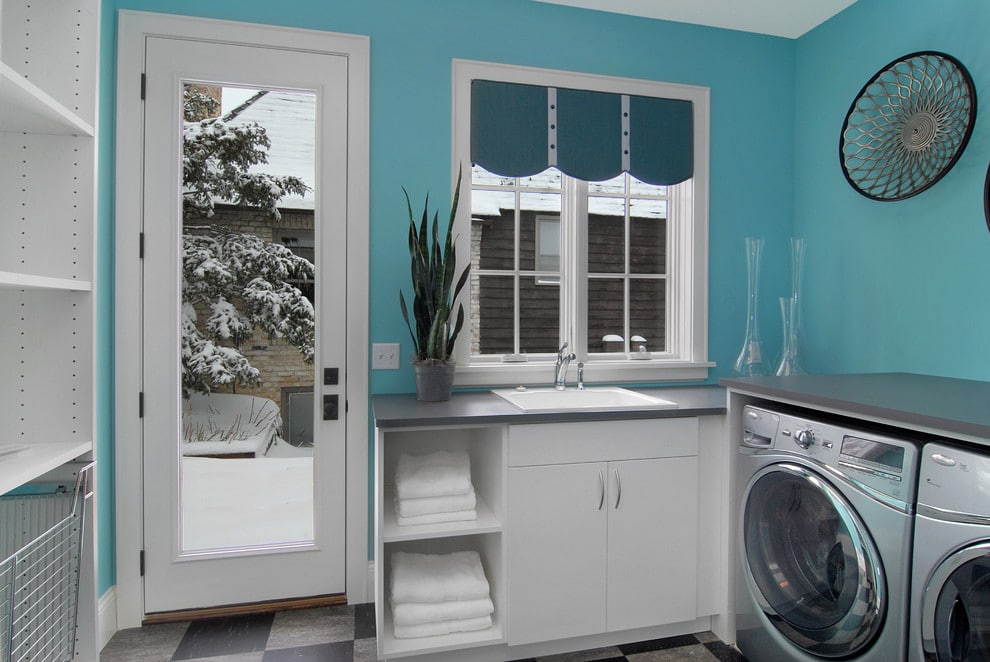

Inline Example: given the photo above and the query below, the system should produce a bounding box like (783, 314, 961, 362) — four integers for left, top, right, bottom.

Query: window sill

(452, 360, 714, 388)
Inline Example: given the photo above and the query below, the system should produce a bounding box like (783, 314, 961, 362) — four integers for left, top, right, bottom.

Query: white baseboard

(98, 586, 118, 651)
(366, 560, 375, 605)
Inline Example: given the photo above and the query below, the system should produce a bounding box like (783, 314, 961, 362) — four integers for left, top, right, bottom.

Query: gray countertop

(720, 372, 990, 441)
(373, 385, 727, 428)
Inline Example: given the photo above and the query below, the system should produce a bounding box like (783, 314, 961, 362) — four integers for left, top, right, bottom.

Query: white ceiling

(533, 0, 859, 38)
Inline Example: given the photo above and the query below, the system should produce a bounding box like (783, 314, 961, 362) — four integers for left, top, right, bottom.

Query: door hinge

(139, 232, 144, 259)
(139, 550, 145, 576)
(138, 392, 144, 418)
(140, 73, 146, 100)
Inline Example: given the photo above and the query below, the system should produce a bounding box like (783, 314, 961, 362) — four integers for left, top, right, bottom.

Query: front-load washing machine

(736, 405, 919, 661)
(911, 442, 990, 661)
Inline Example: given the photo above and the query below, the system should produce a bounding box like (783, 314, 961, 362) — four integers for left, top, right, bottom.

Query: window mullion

(513, 183, 522, 356)
(564, 177, 589, 360)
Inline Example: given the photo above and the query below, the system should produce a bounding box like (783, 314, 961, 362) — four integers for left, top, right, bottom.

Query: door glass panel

(742, 468, 883, 656)
(934, 557, 990, 660)
(179, 83, 317, 553)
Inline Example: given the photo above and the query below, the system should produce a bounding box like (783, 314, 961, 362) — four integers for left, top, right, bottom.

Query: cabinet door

(607, 456, 699, 631)
(507, 462, 607, 645)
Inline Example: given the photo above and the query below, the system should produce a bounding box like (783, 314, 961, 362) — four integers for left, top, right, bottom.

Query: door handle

(598, 469, 605, 510)
(323, 394, 339, 421)
(614, 468, 621, 509)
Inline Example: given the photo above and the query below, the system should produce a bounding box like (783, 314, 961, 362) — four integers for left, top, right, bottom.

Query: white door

(141, 36, 348, 613)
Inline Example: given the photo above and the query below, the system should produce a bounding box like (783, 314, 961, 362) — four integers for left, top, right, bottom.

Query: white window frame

(451, 59, 712, 386)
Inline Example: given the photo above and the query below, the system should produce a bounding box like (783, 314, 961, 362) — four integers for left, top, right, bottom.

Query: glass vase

(775, 237, 806, 375)
(775, 295, 804, 376)
(733, 237, 768, 376)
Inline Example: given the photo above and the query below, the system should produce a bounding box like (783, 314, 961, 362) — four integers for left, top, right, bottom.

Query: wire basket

(0, 464, 92, 662)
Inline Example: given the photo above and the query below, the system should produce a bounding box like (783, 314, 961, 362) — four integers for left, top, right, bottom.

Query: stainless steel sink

(492, 386, 677, 412)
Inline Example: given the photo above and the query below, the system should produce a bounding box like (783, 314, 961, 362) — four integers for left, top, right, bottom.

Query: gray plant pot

(413, 362, 456, 402)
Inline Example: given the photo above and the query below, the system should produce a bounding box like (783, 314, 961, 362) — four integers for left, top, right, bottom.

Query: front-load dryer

(911, 442, 990, 661)
(736, 405, 919, 661)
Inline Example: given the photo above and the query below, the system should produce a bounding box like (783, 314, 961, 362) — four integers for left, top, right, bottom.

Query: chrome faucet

(554, 342, 576, 390)
(577, 362, 585, 390)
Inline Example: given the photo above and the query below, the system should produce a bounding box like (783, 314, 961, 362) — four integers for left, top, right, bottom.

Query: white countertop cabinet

(373, 388, 729, 661)
(0, 0, 98, 659)
(507, 419, 700, 645)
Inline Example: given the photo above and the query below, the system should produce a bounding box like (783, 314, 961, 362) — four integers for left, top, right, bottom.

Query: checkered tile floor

(100, 603, 746, 661)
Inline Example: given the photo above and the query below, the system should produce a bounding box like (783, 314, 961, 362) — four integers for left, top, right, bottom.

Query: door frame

(114, 10, 369, 628)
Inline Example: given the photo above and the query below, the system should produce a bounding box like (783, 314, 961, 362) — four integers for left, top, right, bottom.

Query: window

(453, 60, 711, 386)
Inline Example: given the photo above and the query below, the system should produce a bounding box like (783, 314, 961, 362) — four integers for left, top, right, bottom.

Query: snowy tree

(181, 86, 315, 396)
(182, 89, 308, 221)
(182, 230, 315, 396)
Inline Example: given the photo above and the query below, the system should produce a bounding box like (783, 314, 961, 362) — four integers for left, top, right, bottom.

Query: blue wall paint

(97, 0, 797, 594)
(794, 0, 990, 378)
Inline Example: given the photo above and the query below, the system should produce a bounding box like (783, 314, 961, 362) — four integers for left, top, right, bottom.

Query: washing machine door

(922, 541, 990, 661)
(741, 463, 886, 658)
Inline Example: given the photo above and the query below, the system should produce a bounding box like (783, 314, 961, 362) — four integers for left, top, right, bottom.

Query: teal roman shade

(471, 79, 694, 186)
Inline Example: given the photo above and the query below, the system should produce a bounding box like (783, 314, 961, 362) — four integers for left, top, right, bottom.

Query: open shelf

(0, 63, 95, 136)
(0, 440, 93, 496)
(0, 271, 92, 291)
(382, 487, 501, 543)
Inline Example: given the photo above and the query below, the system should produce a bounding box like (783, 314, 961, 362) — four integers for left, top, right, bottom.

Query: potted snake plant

(399, 168, 469, 401)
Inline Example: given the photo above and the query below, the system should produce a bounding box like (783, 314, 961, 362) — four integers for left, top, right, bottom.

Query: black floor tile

(262, 640, 353, 661)
(171, 613, 275, 660)
(618, 633, 700, 655)
(353, 603, 376, 640)
(704, 640, 748, 662)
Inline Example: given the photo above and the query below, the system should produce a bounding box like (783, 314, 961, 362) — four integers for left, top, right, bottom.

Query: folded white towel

(395, 488, 477, 518)
(390, 551, 491, 603)
(393, 615, 492, 639)
(396, 509, 477, 527)
(395, 450, 472, 499)
(390, 596, 494, 626)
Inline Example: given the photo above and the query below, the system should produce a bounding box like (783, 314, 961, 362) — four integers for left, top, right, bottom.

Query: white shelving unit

(0, 0, 99, 658)
(375, 425, 507, 659)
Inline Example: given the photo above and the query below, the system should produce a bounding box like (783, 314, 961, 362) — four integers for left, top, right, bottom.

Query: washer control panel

(742, 405, 919, 504)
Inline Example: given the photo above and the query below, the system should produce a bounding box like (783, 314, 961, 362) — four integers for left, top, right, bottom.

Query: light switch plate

(372, 343, 400, 370)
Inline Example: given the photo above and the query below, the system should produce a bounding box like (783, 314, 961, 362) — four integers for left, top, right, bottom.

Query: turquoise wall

(794, 0, 990, 377)
(96, 0, 799, 594)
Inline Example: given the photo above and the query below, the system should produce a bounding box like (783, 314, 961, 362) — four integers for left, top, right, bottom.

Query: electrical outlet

(372, 343, 400, 370)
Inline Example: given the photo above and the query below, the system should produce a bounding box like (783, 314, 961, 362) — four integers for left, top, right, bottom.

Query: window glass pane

(588, 198, 625, 274)
(520, 276, 560, 354)
(630, 177, 667, 197)
(520, 167, 562, 190)
(630, 278, 666, 352)
(589, 173, 625, 194)
(472, 164, 513, 187)
(587, 278, 625, 353)
(475, 210, 515, 270)
(471, 188, 514, 219)
(630, 216, 666, 274)
(475, 274, 515, 355)
(629, 197, 667, 220)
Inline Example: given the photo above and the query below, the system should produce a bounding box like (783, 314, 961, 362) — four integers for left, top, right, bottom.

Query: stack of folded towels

(394, 450, 477, 526)
(389, 550, 494, 638)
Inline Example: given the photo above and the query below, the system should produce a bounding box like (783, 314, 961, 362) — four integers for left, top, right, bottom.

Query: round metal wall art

(984, 163, 990, 233)
(840, 51, 976, 201)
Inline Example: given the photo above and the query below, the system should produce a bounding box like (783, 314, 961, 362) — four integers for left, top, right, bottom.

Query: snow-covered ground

(181, 440, 314, 551)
